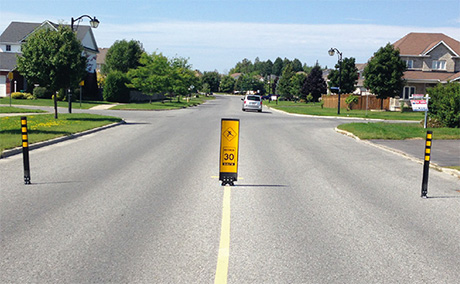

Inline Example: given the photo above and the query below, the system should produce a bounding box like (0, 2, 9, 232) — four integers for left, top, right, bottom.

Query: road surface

(1, 95, 459, 283)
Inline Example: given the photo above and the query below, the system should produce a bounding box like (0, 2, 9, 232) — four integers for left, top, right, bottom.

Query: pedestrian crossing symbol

(223, 127, 237, 142)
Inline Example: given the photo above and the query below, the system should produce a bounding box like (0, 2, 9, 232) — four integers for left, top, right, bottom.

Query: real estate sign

(410, 94, 428, 111)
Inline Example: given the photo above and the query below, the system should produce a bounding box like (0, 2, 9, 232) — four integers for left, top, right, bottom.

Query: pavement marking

(215, 185, 231, 284)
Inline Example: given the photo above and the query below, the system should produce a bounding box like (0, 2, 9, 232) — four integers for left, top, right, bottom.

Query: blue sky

(1, 0, 459, 73)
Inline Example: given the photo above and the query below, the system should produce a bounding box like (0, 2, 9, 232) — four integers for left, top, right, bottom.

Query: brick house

(393, 32, 460, 100)
(0, 20, 99, 97)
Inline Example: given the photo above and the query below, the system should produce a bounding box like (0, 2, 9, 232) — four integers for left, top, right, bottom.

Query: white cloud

(93, 21, 459, 72)
(2, 13, 458, 73)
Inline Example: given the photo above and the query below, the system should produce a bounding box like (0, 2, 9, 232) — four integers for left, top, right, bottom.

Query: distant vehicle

(241, 94, 262, 112)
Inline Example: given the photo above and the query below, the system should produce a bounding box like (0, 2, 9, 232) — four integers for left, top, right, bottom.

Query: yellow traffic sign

(79, 80, 85, 86)
(219, 118, 240, 186)
(7, 72, 13, 80)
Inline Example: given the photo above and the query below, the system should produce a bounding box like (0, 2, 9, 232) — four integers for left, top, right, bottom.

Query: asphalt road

(1, 95, 459, 283)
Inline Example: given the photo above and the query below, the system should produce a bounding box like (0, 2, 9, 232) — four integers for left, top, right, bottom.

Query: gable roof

(0, 22, 41, 43)
(393, 32, 460, 56)
(0, 21, 97, 51)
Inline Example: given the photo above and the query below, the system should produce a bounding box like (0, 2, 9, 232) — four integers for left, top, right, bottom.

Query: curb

(0, 120, 126, 159)
(335, 127, 460, 179)
(266, 105, 386, 121)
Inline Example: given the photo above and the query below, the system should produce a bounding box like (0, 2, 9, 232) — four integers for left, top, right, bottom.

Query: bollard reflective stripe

(21, 117, 31, 185)
(421, 130, 432, 198)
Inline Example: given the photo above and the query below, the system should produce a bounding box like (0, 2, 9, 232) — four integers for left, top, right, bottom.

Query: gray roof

(0, 52, 20, 71)
(0, 21, 93, 44)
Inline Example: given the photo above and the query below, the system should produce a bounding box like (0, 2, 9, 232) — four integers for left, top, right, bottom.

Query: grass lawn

(0, 106, 47, 113)
(337, 122, 460, 140)
(0, 98, 112, 110)
(268, 101, 425, 121)
(111, 96, 215, 110)
(1, 113, 122, 154)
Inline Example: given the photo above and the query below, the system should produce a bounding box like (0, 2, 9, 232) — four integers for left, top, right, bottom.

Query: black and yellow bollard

(21, 117, 31, 184)
(421, 131, 432, 198)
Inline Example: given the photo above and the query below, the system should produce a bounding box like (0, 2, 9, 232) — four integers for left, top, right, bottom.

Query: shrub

(345, 95, 359, 110)
(33, 87, 52, 99)
(11, 92, 35, 100)
(427, 82, 460, 128)
(103, 71, 131, 103)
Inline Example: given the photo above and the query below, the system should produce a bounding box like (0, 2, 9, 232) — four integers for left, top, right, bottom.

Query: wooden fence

(321, 94, 390, 110)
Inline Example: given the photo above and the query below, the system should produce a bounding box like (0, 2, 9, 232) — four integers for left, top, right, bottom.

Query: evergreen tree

(302, 64, 327, 102)
(277, 64, 294, 99)
(292, 58, 303, 72)
(272, 57, 284, 76)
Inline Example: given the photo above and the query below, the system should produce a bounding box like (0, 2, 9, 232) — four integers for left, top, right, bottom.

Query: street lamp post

(68, 15, 100, 113)
(71, 15, 100, 31)
(328, 48, 343, 115)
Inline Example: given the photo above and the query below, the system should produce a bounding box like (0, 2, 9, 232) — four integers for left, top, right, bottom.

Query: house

(0, 20, 99, 97)
(96, 47, 109, 72)
(393, 32, 460, 99)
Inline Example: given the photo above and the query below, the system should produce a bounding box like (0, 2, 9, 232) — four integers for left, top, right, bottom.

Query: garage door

(0, 75, 6, 97)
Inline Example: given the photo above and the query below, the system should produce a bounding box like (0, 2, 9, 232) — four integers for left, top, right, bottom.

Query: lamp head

(328, 48, 335, 56)
(90, 17, 100, 28)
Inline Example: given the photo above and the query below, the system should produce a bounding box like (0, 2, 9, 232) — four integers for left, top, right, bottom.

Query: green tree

(363, 43, 407, 109)
(263, 59, 273, 77)
(302, 64, 326, 102)
(127, 52, 171, 97)
(201, 71, 221, 93)
(17, 25, 87, 118)
(328, 57, 358, 94)
(103, 71, 131, 103)
(427, 82, 460, 128)
(291, 58, 303, 72)
(102, 39, 144, 74)
(220, 75, 236, 93)
(277, 64, 295, 100)
(290, 72, 307, 100)
(169, 57, 198, 100)
(272, 57, 284, 76)
(235, 73, 265, 94)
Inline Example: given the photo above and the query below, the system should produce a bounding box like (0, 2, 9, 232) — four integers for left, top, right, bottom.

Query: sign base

(220, 172, 237, 186)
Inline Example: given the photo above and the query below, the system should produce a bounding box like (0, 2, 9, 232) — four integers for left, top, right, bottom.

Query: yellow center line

(215, 186, 231, 284)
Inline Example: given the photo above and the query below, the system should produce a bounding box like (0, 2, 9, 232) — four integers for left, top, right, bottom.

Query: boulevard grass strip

(338, 122, 460, 140)
(0, 98, 112, 110)
(111, 96, 215, 110)
(0, 113, 122, 153)
(0, 106, 47, 114)
(269, 101, 425, 121)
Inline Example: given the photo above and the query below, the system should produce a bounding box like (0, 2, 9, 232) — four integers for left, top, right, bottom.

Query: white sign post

(410, 94, 430, 128)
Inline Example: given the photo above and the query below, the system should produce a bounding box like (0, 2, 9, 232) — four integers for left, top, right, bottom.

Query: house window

(405, 60, 413, 69)
(6, 45, 11, 51)
(403, 86, 415, 100)
(432, 60, 446, 70)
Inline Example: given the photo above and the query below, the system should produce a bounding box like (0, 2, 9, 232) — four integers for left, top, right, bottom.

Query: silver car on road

(241, 95, 262, 112)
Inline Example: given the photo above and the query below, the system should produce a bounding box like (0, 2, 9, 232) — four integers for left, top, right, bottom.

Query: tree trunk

(380, 98, 384, 110)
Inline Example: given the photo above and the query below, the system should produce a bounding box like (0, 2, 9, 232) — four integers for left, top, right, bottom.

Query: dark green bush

(33, 87, 52, 99)
(427, 82, 460, 128)
(103, 71, 131, 103)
